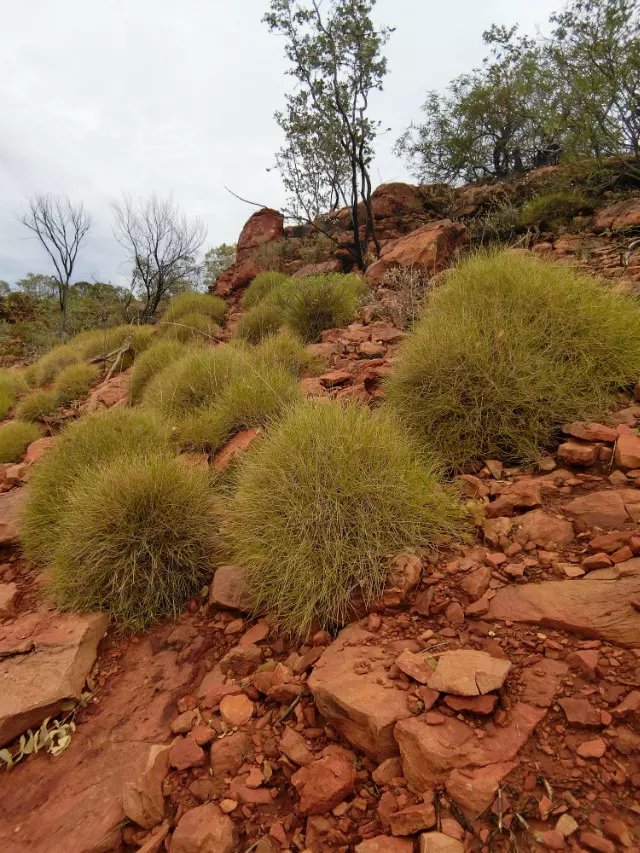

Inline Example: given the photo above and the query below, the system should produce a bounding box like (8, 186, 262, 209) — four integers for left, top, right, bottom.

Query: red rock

(0, 611, 108, 746)
(23, 436, 56, 465)
(578, 830, 616, 853)
(583, 552, 613, 571)
(602, 817, 633, 847)
(236, 207, 284, 258)
(209, 565, 251, 612)
(558, 440, 599, 466)
(307, 625, 412, 761)
(122, 744, 170, 829)
(395, 702, 543, 792)
(319, 369, 352, 388)
(372, 757, 403, 786)
(419, 831, 465, 852)
(387, 553, 423, 597)
(168, 736, 205, 771)
(563, 422, 617, 442)
(558, 697, 601, 726)
(592, 197, 640, 232)
(520, 659, 568, 707)
(538, 829, 566, 849)
(280, 726, 314, 766)
(356, 836, 413, 853)
(615, 433, 640, 470)
(483, 516, 511, 548)
(443, 694, 497, 715)
(138, 820, 170, 853)
(219, 643, 262, 677)
(213, 428, 261, 469)
(365, 219, 468, 285)
(370, 182, 425, 218)
(488, 575, 640, 646)
(564, 492, 629, 529)
(170, 803, 237, 853)
(292, 259, 341, 278)
(445, 601, 465, 625)
(576, 738, 606, 758)
(395, 649, 434, 684)
(0, 488, 25, 546)
(460, 566, 491, 598)
(513, 509, 574, 547)
(612, 690, 640, 717)
(426, 650, 511, 696)
(445, 762, 517, 815)
(485, 480, 542, 517)
(388, 798, 436, 835)
(210, 731, 251, 784)
(567, 649, 599, 677)
(0, 582, 17, 619)
(555, 813, 579, 837)
(83, 371, 130, 411)
(219, 694, 253, 727)
(291, 745, 356, 815)
(240, 620, 269, 646)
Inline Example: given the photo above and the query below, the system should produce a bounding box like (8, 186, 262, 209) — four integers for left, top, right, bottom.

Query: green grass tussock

(255, 330, 325, 376)
(14, 389, 58, 422)
(518, 191, 594, 230)
(385, 250, 640, 470)
(31, 344, 80, 387)
(21, 408, 170, 564)
(71, 324, 155, 367)
(129, 340, 188, 404)
(163, 291, 227, 325)
(0, 420, 41, 463)
(278, 273, 366, 342)
(161, 311, 221, 344)
(226, 400, 463, 636)
(52, 363, 101, 406)
(141, 345, 247, 418)
(243, 272, 289, 309)
(48, 454, 218, 630)
(233, 301, 283, 344)
(178, 364, 302, 452)
(0, 370, 29, 419)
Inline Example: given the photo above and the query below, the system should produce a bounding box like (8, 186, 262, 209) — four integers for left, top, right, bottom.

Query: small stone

(558, 440, 599, 467)
(602, 817, 632, 847)
(395, 649, 433, 684)
(170, 804, 237, 853)
(372, 757, 403, 786)
(0, 582, 17, 619)
(555, 813, 579, 837)
(280, 726, 314, 766)
(443, 694, 497, 715)
(168, 736, 205, 771)
(219, 643, 262, 677)
(219, 693, 254, 727)
(615, 433, 640, 470)
(563, 422, 617, 443)
(579, 830, 616, 853)
(219, 799, 238, 814)
(427, 649, 511, 696)
(291, 745, 356, 815)
(538, 830, 566, 849)
(558, 697, 601, 726)
(576, 738, 606, 758)
(355, 837, 413, 853)
(419, 831, 464, 853)
(388, 799, 435, 836)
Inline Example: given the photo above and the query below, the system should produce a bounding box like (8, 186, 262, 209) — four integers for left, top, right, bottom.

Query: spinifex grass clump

(141, 345, 247, 418)
(163, 291, 227, 325)
(243, 271, 289, 309)
(0, 370, 29, 419)
(279, 273, 366, 342)
(71, 325, 155, 368)
(255, 330, 324, 376)
(226, 400, 463, 636)
(52, 362, 100, 406)
(21, 408, 170, 563)
(48, 454, 218, 630)
(161, 311, 221, 344)
(178, 364, 301, 452)
(14, 389, 58, 422)
(385, 251, 640, 470)
(0, 421, 41, 463)
(129, 340, 188, 403)
(31, 344, 80, 386)
(233, 301, 283, 344)
(518, 191, 594, 231)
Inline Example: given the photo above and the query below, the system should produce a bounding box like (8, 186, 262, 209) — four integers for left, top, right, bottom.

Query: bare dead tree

(113, 194, 206, 319)
(18, 194, 92, 329)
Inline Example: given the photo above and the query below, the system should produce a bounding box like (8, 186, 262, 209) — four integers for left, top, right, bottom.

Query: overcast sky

(0, 0, 559, 286)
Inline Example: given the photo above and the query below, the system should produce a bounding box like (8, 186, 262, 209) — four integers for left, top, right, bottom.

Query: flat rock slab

(488, 576, 640, 647)
(426, 650, 511, 696)
(308, 624, 413, 761)
(0, 610, 108, 746)
(395, 702, 544, 812)
(0, 489, 25, 547)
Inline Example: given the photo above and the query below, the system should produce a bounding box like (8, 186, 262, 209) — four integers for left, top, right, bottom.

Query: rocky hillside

(0, 167, 639, 853)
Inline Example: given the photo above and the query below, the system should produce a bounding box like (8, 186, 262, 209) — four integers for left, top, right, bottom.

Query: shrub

(31, 344, 80, 386)
(0, 420, 41, 463)
(252, 238, 297, 272)
(47, 455, 218, 629)
(129, 340, 188, 404)
(178, 364, 302, 452)
(161, 311, 221, 344)
(233, 301, 283, 344)
(297, 232, 335, 265)
(163, 292, 227, 325)
(52, 362, 101, 406)
(384, 251, 640, 470)
(21, 408, 170, 563)
(14, 389, 58, 422)
(255, 330, 324, 376)
(243, 272, 289, 310)
(276, 273, 366, 342)
(518, 191, 594, 231)
(375, 265, 432, 329)
(226, 400, 463, 636)
(141, 345, 247, 418)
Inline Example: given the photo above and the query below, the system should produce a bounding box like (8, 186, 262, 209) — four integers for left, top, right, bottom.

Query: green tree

(203, 243, 236, 285)
(548, 0, 640, 163)
(264, 0, 392, 268)
(15, 272, 58, 299)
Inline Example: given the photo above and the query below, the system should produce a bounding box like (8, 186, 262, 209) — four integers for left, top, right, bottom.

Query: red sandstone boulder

(564, 492, 629, 529)
(170, 803, 237, 853)
(615, 433, 640, 470)
(592, 197, 640, 232)
(370, 182, 425, 219)
(512, 509, 574, 547)
(236, 207, 284, 258)
(365, 219, 467, 285)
